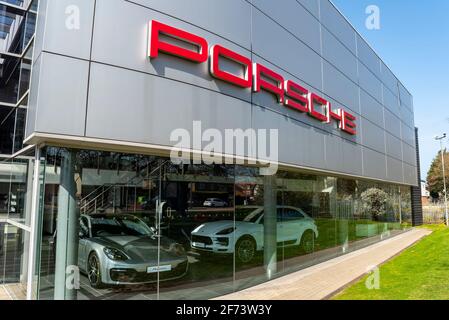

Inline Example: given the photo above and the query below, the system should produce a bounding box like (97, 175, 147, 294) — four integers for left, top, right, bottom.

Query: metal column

(54, 150, 79, 300)
(263, 175, 277, 279)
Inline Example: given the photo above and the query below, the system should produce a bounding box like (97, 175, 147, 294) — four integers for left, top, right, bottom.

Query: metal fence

(423, 203, 446, 224)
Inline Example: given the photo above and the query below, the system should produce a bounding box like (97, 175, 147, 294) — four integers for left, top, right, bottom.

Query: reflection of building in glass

(0, 0, 38, 299)
(421, 180, 430, 205)
(0, 0, 422, 300)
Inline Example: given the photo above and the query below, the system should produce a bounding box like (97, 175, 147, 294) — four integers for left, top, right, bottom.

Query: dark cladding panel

(411, 127, 423, 226)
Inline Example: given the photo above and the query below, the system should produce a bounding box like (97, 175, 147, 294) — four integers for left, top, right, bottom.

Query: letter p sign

(148, 20, 208, 63)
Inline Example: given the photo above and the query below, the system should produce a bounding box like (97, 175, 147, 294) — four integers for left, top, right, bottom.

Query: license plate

(193, 242, 206, 248)
(147, 265, 172, 273)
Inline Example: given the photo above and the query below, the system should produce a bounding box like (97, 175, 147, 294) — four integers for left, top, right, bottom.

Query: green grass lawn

(333, 224, 449, 300)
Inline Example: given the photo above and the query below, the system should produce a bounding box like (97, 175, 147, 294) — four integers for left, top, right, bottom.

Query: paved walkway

(0, 285, 12, 300)
(0, 283, 26, 300)
(216, 228, 432, 300)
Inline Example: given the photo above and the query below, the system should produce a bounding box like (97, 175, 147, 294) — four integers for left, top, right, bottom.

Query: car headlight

(103, 247, 129, 261)
(216, 227, 235, 235)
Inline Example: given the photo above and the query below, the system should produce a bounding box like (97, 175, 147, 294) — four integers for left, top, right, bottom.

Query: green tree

(361, 188, 388, 221)
(427, 149, 449, 199)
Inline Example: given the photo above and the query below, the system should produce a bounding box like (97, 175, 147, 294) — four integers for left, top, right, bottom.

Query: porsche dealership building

(0, 0, 422, 300)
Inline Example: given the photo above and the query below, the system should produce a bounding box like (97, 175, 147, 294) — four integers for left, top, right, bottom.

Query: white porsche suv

(191, 206, 318, 263)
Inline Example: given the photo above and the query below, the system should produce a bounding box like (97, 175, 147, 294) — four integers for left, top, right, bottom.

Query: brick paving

(216, 228, 432, 300)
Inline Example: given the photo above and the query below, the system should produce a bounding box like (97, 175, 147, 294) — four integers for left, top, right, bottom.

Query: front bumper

(102, 259, 188, 285)
(191, 234, 233, 253)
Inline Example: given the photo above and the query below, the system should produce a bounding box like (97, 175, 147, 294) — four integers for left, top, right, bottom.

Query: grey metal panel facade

(361, 118, 385, 154)
(401, 106, 415, 129)
(381, 62, 400, 97)
(31, 0, 95, 63)
(358, 62, 383, 104)
(251, 8, 323, 90)
(26, 53, 89, 138)
(252, 0, 322, 54)
(319, 0, 357, 55)
(387, 156, 404, 183)
(386, 132, 403, 161)
(322, 60, 359, 114)
(86, 62, 253, 151)
(404, 162, 418, 185)
(131, 0, 253, 50)
(383, 83, 401, 116)
(32, 0, 47, 63)
(402, 124, 416, 148)
(321, 28, 358, 82)
(362, 147, 387, 181)
(44, 0, 95, 60)
(399, 82, 413, 111)
(25, 52, 42, 138)
(356, 35, 381, 79)
(26, 0, 418, 186)
(250, 55, 339, 137)
(91, 0, 252, 103)
(296, 0, 320, 18)
(360, 90, 384, 128)
(341, 139, 363, 176)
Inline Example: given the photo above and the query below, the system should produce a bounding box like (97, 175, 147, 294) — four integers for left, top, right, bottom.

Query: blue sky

(332, 0, 449, 181)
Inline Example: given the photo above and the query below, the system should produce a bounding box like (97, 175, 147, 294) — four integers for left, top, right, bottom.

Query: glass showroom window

(38, 148, 236, 300)
(0, 0, 39, 296)
(0, 151, 36, 294)
(36, 147, 411, 300)
(0, 0, 37, 140)
(400, 186, 412, 226)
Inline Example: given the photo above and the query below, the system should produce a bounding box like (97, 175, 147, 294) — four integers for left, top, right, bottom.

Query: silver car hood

(90, 235, 186, 263)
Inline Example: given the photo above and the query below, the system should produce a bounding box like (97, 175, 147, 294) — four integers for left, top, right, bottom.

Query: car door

(276, 208, 286, 243)
(78, 216, 90, 271)
(283, 208, 306, 243)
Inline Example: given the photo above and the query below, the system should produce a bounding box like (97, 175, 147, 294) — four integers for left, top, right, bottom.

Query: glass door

(0, 152, 36, 299)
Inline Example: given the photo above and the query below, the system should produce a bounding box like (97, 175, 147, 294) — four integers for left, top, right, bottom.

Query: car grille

(191, 235, 213, 245)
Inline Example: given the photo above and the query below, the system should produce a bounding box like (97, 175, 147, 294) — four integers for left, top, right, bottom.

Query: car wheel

(235, 236, 256, 264)
(88, 252, 105, 289)
(300, 230, 315, 254)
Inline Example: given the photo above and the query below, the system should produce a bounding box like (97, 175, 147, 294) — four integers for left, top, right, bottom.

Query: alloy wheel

(88, 254, 101, 286)
(301, 231, 315, 254)
(237, 238, 255, 263)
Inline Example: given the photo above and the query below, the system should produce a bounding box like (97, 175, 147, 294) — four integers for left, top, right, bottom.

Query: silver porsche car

(78, 214, 188, 288)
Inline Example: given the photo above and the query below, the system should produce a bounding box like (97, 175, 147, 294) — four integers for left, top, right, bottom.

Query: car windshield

(235, 207, 263, 223)
(243, 210, 263, 223)
(90, 216, 153, 237)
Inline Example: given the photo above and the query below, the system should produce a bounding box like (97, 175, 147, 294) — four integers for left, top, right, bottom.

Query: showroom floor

(0, 286, 9, 300)
(0, 283, 26, 300)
